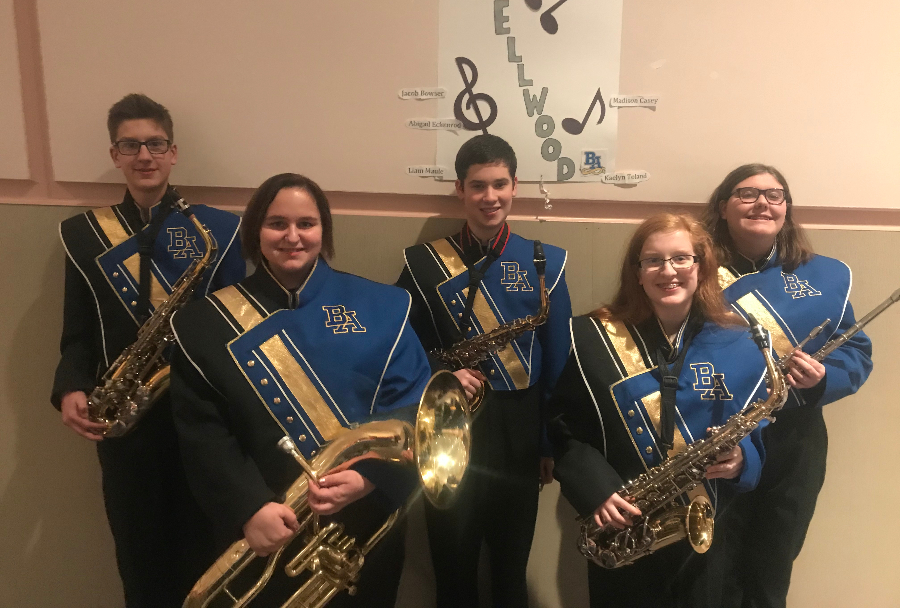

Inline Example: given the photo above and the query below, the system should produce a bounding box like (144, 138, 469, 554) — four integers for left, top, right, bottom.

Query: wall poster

(436, 0, 623, 182)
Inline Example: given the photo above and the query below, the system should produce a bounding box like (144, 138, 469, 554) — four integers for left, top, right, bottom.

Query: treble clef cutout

(524, 0, 571, 35)
(453, 57, 498, 135)
(562, 88, 606, 135)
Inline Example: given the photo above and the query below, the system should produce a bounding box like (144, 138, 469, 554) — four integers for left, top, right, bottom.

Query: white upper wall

(36, 1, 900, 207)
(0, 0, 29, 180)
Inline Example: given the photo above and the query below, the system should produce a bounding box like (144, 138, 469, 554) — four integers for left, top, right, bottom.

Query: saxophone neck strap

(654, 316, 701, 458)
(136, 192, 175, 322)
(458, 223, 509, 335)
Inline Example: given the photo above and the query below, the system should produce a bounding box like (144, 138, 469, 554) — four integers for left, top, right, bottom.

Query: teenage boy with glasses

(52, 93, 246, 607)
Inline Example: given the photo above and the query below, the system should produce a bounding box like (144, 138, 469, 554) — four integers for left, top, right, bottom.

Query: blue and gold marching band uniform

(715, 248, 873, 608)
(397, 223, 572, 607)
(170, 258, 433, 607)
(548, 313, 769, 608)
(51, 189, 244, 607)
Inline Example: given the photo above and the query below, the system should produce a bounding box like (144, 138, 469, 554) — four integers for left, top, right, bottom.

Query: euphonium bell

(183, 370, 470, 608)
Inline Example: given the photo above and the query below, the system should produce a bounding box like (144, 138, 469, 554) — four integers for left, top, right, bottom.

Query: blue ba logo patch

(580, 150, 607, 176)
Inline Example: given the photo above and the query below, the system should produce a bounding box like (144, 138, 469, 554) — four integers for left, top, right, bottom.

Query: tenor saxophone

(88, 187, 218, 437)
(430, 240, 550, 411)
(578, 316, 789, 569)
(183, 370, 471, 608)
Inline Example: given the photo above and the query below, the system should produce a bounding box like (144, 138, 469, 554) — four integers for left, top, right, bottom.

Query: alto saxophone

(88, 188, 218, 437)
(579, 316, 789, 569)
(183, 370, 471, 608)
(431, 240, 550, 411)
(580, 288, 898, 569)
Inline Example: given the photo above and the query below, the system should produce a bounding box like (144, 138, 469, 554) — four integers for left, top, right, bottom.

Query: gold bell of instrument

(183, 370, 470, 608)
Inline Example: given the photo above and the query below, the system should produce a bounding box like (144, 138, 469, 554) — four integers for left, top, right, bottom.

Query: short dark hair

(455, 134, 517, 182)
(107, 94, 174, 143)
(240, 173, 335, 265)
(702, 163, 813, 272)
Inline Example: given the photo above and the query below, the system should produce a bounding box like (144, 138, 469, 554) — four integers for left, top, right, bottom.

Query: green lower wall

(1, 204, 897, 607)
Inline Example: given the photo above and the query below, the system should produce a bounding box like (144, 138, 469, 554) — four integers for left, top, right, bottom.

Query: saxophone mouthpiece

(747, 314, 769, 351)
(533, 241, 546, 276)
(167, 186, 191, 215)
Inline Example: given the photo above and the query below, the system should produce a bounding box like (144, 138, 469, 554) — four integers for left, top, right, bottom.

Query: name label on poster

(399, 88, 448, 100)
(406, 118, 464, 130)
(601, 171, 650, 184)
(609, 95, 659, 108)
(406, 165, 448, 177)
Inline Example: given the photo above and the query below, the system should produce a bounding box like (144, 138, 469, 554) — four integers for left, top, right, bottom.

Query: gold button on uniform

(645, 446, 653, 454)
(260, 379, 268, 386)
(274, 398, 281, 405)
(627, 410, 635, 418)
(451, 300, 457, 305)
(458, 313, 463, 318)
(113, 272, 119, 278)
(131, 301, 137, 306)
(636, 427, 643, 435)
(285, 415, 292, 422)
(489, 369, 495, 375)
(299, 435, 307, 442)
(121, 287, 128, 293)
(248, 361, 255, 367)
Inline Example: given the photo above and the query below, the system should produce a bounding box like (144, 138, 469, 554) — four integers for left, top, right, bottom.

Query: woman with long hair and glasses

(170, 173, 434, 607)
(702, 165, 872, 608)
(548, 213, 769, 607)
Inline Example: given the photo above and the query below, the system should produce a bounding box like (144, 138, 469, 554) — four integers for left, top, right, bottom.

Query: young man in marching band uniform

(170, 173, 434, 607)
(396, 134, 572, 608)
(51, 94, 245, 607)
(704, 164, 873, 608)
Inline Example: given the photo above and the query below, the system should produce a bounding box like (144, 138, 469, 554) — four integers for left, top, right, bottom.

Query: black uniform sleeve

(547, 353, 624, 518)
(396, 265, 450, 372)
(51, 256, 102, 409)
(170, 346, 279, 542)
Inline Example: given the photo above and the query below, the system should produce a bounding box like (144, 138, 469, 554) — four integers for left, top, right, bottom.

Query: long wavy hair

(596, 213, 738, 327)
(702, 163, 813, 272)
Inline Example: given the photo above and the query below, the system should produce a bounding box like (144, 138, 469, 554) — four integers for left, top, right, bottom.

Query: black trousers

(425, 385, 542, 608)
(586, 518, 735, 608)
(715, 407, 828, 608)
(97, 398, 217, 608)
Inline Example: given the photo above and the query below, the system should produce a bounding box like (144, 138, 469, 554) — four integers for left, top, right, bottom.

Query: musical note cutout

(453, 57, 498, 135)
(526, 0, 571, 35)
(562, 88, 606, 135)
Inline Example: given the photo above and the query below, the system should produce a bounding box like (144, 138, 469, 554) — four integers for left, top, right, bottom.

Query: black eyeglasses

(113, 139, 172, 155)
(638, 255, 699, 271)
(731, 187, 786, 205)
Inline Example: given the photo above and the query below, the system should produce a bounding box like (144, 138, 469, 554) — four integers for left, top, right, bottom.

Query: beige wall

(1, 203, 897, 607)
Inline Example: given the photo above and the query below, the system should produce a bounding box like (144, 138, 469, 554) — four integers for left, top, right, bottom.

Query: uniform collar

(119, 188, 172, 228)
(637, 312, 699, 363)
(244, 257, 330, 313)
(455, 222, 511, 266)
(729, 243, 778, 276)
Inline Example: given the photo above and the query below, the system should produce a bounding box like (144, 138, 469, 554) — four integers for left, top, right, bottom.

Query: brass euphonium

(578, 316, 789, 569)
(431, 240, 550, 412)
(88, 187, 217, 437)
(184, 370, 471, 608)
